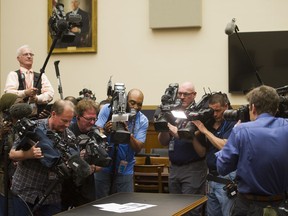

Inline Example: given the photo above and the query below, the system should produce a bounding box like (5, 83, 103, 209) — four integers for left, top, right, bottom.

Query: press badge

(118, 160, 128, 174)
(169, 139, 175, 151)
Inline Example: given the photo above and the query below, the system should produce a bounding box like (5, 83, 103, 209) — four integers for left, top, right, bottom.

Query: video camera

(13, 118, 91, 184)
(76, 127, 112, 167)
(223, 85, 288, 122)
(154, 83, 182, 132)
(13, 117, 38, 151)
(45, 131, 91, 185)
(108, 82, 131, 143)
(48, 3, 82, 43)
(177, 93, 214, 140)
(77, 88, 96, 102)
(223, 105, 250, 122)
(276, 85, 288, 118)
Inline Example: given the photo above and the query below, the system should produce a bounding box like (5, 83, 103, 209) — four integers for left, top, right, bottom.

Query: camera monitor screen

(228, 31, 288, 93)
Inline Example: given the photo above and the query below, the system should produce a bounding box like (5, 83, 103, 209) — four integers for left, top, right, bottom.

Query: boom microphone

(225, 18, 237, 35)
(9, 103, 32, 120)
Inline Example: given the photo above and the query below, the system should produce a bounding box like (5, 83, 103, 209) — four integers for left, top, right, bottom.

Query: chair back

(150, 148, 169, 157)
(135, 156, 146, 165)
(133, 164, 165, 193)
(150, 156, 170, 167)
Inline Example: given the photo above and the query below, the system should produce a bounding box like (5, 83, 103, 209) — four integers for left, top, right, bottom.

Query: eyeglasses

(177, 92, 195, 97)
(81, 116, 97, 122)
(22, 53, 34, 57)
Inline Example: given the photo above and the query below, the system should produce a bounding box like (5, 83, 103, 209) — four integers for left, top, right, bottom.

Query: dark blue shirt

(199, 120, 235, 171)
(216, 113, 288, 195)
(169, 137, 204, 165)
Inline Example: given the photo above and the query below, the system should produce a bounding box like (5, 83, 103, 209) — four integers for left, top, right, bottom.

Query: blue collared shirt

(96, 104, 148, 174)
(216, 113, 288, 195)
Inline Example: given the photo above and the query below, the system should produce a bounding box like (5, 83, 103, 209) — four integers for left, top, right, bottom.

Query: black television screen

(228, 31, 288, 93)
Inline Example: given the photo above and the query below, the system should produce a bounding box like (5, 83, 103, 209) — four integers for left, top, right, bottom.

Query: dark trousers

(231, 195, 288, 216)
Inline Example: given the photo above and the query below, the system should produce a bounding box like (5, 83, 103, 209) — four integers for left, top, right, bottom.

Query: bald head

(180, 82, 195, 92)
(178, 82, 197, 108)
(127, 89, 144, 112)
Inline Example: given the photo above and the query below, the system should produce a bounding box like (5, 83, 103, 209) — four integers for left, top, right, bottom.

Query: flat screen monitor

(228, 31, 288, 93)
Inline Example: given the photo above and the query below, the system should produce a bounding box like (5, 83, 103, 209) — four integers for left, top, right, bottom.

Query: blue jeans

(94, 172, 133, 199)
(206, 172, 236, 216)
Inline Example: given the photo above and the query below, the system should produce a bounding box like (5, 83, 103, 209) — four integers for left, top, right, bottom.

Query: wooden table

(55, 192, 208, 216)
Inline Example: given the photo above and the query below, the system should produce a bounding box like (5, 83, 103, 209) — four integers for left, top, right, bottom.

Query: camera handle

(54, 60, 64, 100)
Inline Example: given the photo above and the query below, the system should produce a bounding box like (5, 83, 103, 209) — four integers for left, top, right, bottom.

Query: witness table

(55, 192, 207, 216)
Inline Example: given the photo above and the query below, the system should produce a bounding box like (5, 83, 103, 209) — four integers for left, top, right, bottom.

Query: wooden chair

(133, 164, 165, 193)
(150, 148, 169, 157)
(135, 156, 146, 165)
(150, 156, 170, 167)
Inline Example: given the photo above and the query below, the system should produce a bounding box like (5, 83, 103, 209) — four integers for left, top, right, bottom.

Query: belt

(206, 173, 232, 185)
(239, 193, 285, 202)
(171, 158, 205, 166)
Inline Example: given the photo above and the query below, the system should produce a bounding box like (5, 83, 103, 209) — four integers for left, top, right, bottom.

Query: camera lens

(223, 110, 239, 121)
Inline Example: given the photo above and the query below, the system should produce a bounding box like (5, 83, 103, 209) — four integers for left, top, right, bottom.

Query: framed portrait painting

(48, 0, 97, 53)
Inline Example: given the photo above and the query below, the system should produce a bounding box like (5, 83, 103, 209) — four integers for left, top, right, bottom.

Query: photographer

(158, 82, 207, 215)
(61, 99, 99, 210)
(4, 45, 54, 116)
(94, 88, 148, 199)
(9, 100, 75, 216)
(216, 85, 288, 215)
(0, 93, 20, 215)
(192, 93, 236, 216)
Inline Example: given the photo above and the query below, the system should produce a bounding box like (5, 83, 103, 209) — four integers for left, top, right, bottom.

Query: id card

(169, 139, 175, 151)
(118, 160, 128, 174)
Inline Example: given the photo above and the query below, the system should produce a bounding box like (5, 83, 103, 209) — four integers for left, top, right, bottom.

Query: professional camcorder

(48, 3, 82, 42)
(13, 117, 38, 151)
(177, 93, 214, 140)
(223, 105, 250, 122)
(46, 131, 91, 185)
(13, 118, 91, 184)
(223, 85, 288, 122)
(77, 88, 96, 101)
(76, 127, 112, 167)
(154, 83, 182, 132)
(108, 82, 131, 143)
(276, 85, 288, 118)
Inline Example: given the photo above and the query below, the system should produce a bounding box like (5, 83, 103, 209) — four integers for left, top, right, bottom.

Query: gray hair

(16, 45, 31, 57)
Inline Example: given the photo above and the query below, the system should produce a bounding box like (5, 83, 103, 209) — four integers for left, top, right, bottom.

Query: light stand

(226, 18, 263, 87)
(232, 24, 263, 86)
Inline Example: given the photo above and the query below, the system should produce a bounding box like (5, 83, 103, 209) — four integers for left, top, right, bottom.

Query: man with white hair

(4, 45, 54, 116)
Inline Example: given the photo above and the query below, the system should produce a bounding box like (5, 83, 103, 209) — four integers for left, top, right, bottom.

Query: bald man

(158, 82, 207, 215)
(95, 88, 148, 199)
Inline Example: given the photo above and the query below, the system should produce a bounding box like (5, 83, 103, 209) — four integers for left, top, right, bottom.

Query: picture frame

(48, 0, 97, 54)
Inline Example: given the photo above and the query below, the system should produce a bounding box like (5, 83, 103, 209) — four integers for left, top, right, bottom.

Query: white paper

(93, 202, 157, 213)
